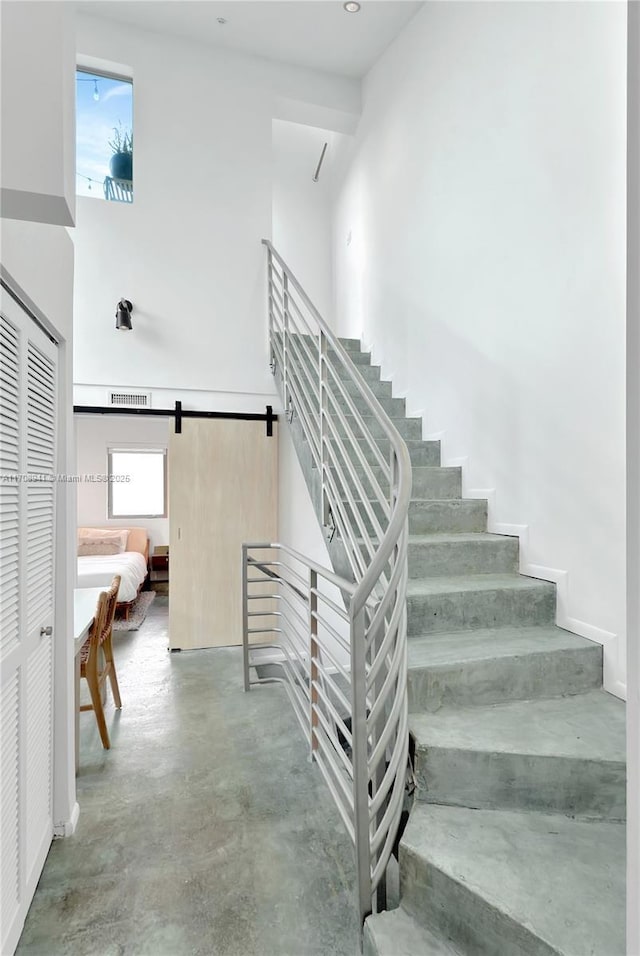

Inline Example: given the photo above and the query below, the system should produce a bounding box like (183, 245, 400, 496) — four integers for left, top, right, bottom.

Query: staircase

(285, 336, 626, 956)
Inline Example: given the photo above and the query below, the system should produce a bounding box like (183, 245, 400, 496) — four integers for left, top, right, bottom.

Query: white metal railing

(103, 176, 133, 203)
(242, 240, 412, 930)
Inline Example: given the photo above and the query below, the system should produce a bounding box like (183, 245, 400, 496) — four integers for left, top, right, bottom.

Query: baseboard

(53, 800, 80, 839)
(610, 679, 627, 700)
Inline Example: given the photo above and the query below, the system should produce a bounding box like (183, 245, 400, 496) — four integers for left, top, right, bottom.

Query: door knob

(40, 625, 53, 636)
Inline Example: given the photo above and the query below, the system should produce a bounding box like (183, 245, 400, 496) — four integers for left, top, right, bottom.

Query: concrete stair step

(336, 337, 362, 351)
(331, 413, 422, 441)
(334, 362, 381, 383)
(340, 377, 394, 399)
(335, 467, 462, 512)
(344, 467, 461, 501)
(407, 573, 555, 635)
(400, 804, 625, 956)
(299, 343, 373, 365)
(332, 347, 372, 365)
(411, 690, 626, 819)
(296, 334, 363, 353)
(409, 468, 461, 500)
(408, 531, 517, 576)
(328, 437, 441, 467)
(331, 390, 407, 418)
(339, 498, 486, 536)
(407, 625, 603, 712)
(364, 907, 464, 956)
(407, 499, 487, 535)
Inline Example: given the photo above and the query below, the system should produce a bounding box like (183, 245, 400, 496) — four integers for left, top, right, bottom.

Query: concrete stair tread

(407, 624, 599, 669)
(410, 688, 625, 762)
(402, 804, 625, 955)
(340, 412, 421, 424)
(364, 907, 464, 956)
(407, 573, 553, 597)
(359, 532, 505, 551)
(407, 531, 513, 545)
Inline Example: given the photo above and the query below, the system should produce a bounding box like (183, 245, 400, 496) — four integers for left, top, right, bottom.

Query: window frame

(75, 65, 134, 202)
(107, 447, 168, 520)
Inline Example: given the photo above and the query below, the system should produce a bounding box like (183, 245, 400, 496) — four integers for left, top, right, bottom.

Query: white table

(73, 587, 104, 771)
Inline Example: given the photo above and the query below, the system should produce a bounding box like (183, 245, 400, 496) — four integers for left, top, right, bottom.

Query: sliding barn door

(169, 419, 278, 650)
(1, 298, 57, 955)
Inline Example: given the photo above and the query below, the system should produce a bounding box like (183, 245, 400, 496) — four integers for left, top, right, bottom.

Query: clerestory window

(76, 68, 133, 203)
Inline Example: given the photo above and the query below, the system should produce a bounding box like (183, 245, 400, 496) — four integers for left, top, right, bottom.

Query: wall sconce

(115, 298, 133, 331)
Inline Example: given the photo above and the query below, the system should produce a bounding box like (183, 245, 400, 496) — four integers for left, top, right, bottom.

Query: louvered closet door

(0, 296, 57, 956)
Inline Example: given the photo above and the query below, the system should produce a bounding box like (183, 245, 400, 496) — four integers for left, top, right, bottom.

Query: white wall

(1, 0, 78, 849)
(75, 414, 170, 552)
(627, 1, 640, 948)
(334, 1, 627, 694)
(0, 1, 75, 226)
(73, 14, 359, 403)
(273, 120, 351, 322)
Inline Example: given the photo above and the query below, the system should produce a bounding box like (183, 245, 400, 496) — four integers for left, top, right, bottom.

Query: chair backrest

(88, 590, 110, 650)
(98, 575, 121, 646)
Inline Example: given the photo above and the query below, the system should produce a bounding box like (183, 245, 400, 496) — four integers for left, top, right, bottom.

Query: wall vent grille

(108, 391, 151, 408)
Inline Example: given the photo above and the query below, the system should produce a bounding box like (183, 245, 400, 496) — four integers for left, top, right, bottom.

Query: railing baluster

(310, 568, 319, 761)
(242, 544, 250, 692)
(320, 330, 330, 528)
(247, 240, 412, 943)
(267, 249, 275, 371)
(351, 604, 373, 925)
(283, 272, 290, 418)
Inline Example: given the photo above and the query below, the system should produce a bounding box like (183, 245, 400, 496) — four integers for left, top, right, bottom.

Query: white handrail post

(283, 272, 291, 418)
(309, 568, 319, 761)
(242, 544, 250, 692)
(267, 248, 275, 371)
(351, 604, 372, 928)
(320, 329, 330, 527)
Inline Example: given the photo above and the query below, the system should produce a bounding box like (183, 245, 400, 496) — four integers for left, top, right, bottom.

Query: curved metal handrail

(243, 241, 412, 929)
(262, 239, 413, 606)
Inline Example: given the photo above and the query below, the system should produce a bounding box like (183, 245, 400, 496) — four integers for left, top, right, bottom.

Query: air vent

(107, 390, 151, 408)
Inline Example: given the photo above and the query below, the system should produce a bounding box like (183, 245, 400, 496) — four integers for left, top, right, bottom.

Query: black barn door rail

(73, 401, 276, 437)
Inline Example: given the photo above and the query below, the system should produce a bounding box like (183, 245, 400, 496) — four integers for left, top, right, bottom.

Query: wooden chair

(80, 575, 122, 749)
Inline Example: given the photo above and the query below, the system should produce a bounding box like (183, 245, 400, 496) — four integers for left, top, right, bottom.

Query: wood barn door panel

(169, 419, 278, 650)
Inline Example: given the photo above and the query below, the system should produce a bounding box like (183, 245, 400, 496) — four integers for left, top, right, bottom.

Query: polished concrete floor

(18, 597, 360, 956)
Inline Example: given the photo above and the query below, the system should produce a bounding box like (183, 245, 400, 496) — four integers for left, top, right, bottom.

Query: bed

(77, 527, 149, 619)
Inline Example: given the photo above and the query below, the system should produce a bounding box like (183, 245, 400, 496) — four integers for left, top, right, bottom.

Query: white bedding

(77, 551, 148, 603)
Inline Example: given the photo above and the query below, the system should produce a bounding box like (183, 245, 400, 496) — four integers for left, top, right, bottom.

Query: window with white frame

(76, 67, 133, 202)
(108, 449, 167, 519)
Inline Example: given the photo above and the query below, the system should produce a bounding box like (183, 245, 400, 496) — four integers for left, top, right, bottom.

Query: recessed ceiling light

(343, 2, 361, 12)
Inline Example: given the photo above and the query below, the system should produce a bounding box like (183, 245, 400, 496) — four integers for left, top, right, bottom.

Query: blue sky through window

(76, 70, 133, 199)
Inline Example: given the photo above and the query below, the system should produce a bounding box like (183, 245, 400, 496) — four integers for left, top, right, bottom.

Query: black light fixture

(115, 298, 133, 331)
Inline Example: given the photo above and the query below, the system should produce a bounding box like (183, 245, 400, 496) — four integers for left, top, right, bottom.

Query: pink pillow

(77, 528, 129, 556)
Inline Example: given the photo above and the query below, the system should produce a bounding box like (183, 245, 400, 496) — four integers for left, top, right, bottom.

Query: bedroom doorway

(168, 417, 278, 650)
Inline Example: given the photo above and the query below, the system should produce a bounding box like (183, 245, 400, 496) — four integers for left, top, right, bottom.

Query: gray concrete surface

(407, 626, 603, 712)
(411, 690, 626, 819)
(400, 804, 626, 956)
(364, 907, 463, 956)
(406, 573, 556, 634)
(17, 598, 359, 956)
(407, 532, 518, 577)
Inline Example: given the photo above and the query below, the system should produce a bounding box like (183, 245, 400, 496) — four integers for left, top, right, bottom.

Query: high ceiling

(75, 1, 423, 78)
